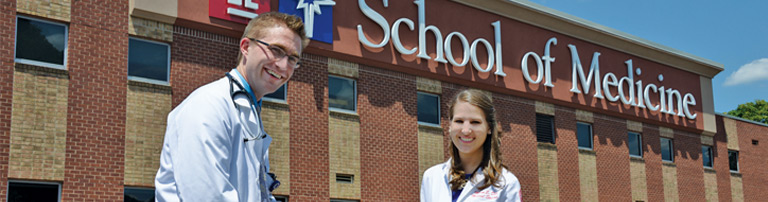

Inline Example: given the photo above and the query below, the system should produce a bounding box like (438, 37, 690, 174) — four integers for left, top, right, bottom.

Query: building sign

(327, 0, 705, 130)
(279, 0, 336, 44)
(210, 0, 271, 24)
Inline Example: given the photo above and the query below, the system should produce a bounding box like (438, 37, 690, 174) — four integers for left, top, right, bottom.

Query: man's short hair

(237, 12, 310, 64)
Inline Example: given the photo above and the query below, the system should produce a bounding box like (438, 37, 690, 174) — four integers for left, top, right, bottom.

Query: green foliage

(726, 99, 768, 124)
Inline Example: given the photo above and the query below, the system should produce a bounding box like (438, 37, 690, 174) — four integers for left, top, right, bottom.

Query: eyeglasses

(249, 38, 301, 68)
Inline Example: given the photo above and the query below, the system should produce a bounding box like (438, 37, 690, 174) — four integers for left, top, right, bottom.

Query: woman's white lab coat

(155, 69, 276, 202)
(421, 160, 521, 202)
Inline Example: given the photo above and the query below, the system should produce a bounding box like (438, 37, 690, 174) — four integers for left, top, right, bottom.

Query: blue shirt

(452, 174, 473, 202)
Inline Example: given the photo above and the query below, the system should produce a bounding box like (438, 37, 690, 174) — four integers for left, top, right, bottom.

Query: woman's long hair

(447, 89, 506, 191)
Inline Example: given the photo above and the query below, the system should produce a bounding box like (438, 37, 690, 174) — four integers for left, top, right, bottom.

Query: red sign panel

(209, 0, 271, 24)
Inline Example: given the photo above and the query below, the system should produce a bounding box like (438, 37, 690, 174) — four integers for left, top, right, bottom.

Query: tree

(725, 99, 768, 124)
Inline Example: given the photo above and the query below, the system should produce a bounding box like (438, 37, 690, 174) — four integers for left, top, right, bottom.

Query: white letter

(357, 0, 390, 48)
(568, 44, 603, 98)
(444, 32, 470, 67)
(471, 38, 494, 72)
(618, 60, 636, 106)
(683, 93, 698, 119)
(414, 0, 447, 63)
(644, 83, 659, 111)
(542, 37, 557, 87)
(666, 88, 683, 117)
(521, 52, 543, 84)
(602, 73, 620, 102)
(391, 18, 417, 55)
(492, 21, 506, 76)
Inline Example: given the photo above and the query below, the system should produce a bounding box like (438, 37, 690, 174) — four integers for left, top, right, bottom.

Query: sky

(527, 0, 768, 113)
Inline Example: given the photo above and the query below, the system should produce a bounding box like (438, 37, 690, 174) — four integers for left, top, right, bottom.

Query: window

(577, 122, 593, 149)
(417, 92, 440, 126)
(729, 150, 739, 172)
(264, 84, 286, 102)
(536, 114, 555, 144)
(124, 187, 154, 202)
(660, 137, 673, 162)
(15, 16, 68, 69)
(328, 76, 356, 113)
(274, 195, 289, 202)
(8, 181, 60, 202)
(702, 145, 713, 168)
(628, 132, 643, 157)
(128, 37, 170, 84)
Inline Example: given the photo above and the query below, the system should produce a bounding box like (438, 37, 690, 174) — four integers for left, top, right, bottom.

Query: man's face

(239, 26, 302, 99)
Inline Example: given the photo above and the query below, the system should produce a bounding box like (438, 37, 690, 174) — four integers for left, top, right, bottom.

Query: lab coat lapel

(457, 167, 485, 201)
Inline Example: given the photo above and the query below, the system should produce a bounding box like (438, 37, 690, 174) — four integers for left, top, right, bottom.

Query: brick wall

(63, 0, 128, 200)
(288, 53, 329, 201)
(129, 16, 173, 42)
(262, 102, 291, 196)
(555, 106, 580, 201)
(594, 114, 631, 201)
(10, 65, 68, 181)
(628, 121, 647, 202)
(0, 0, 16, 199)
(644, 126, 664, 202)
(492, 92, 538, 201)
(328, 112, 361, 199)
(736, 119, 768, 201)
(16, 0, 70, 22)
(170, 26, 237, 107)
(417, 126, 443, 184)
(124, 82, 171, 187)
(714, 116, 732, 202)
(359, 65, 419, 201)
(675, 130, 706, 202)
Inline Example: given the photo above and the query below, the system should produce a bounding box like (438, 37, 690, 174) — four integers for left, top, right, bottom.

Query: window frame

(127, 37, 171, 85)
(328, 75, 357, 114)
(628, 132, 643, 158)
(263, 83, 287, 104)
(416, 91, 441, 127)
(660, 137, 674, 162)
(7, 180, 62, 202)
(702, 145, 713, 168)
(576, 122, 593, 150)
(728, 150, 739, 173)
(535, 114, 555, 144)
(14, 15, 69, 70)
(123, 186, 155, 202)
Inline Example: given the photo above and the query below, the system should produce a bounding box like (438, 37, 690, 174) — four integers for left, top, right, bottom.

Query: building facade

(0, 0, 766, 201)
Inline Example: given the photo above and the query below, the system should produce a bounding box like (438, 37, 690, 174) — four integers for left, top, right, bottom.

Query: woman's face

(449, 100, 490, 158)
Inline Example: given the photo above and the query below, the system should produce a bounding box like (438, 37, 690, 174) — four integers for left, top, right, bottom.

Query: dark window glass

(661, 138, 673, 162)
(8, 182, 59, 202)
(417, 92, 440, 125)
(275, 195, 288, 202)
(702, 145, 713, 168)
(128, 38, 169, 82)
(536, 114, 555, 144)
(328, 76, 356, 112)
(15, 17, 67, 66)
(124, 187, 154, 202)
(628, 132, 642, 157)
(577, 122, 593, 149)
(264, 84, 286, 101)
(729, 150, 739, 172)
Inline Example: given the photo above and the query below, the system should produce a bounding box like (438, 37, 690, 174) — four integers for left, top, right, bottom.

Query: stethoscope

(225, 72, 281, 193)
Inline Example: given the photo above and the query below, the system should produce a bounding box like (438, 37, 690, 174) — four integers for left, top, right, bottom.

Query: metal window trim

(417, 91, 441, 126)
(7, 180, 62, 202)
(328, 75, 357, 113)
(576, 121, 593, 150)
(128, 37, 171, 83)
(628, 132, 643, 157)
(660, 137, 674, 162)
(15, 15, 69, 70)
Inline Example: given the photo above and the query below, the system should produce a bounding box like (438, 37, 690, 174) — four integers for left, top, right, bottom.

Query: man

(155, 12, 309, 201)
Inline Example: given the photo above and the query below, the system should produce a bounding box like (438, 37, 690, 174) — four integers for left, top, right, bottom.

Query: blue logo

(279, 0, 335, 44)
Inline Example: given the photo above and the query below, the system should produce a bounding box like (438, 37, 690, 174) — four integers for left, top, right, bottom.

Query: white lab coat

(421, 160, 521, 202)
(155, 69, 276, 202)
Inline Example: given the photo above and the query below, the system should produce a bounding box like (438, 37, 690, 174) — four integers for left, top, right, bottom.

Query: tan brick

(663, 163, 679, 202)
(703, 170, 718, 202)
(124, 82, 171, 187)
(627, 120, 643, 133)
(537, 143, 559, 202)
(630, 158, 647, 202)
(329, 112, 361, 199)
(418, 125, 444, 184)
(701, 135, 714, 146)
(129, 16, 174, 42)
(575, 109, 593, 123)
(731, 174, 744, 202)
(659, 126, 674, 138)
(17, 0, 71, 22)
(535, 101, 555, 116)
(578, 150, 598, 202)
(723, 118, 739, 150)
(328, 58, 359, 78)
(416, 77, 441, 94)
(9, 64, 69, 181)
(263, 101, 291, 196)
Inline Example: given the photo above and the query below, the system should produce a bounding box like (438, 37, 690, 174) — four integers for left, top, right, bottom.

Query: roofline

(452, 0, 725, 77)
(718, 113, 768, 128)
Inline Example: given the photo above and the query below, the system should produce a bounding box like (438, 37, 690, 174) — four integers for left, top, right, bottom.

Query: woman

(421, 89, 521, 202)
